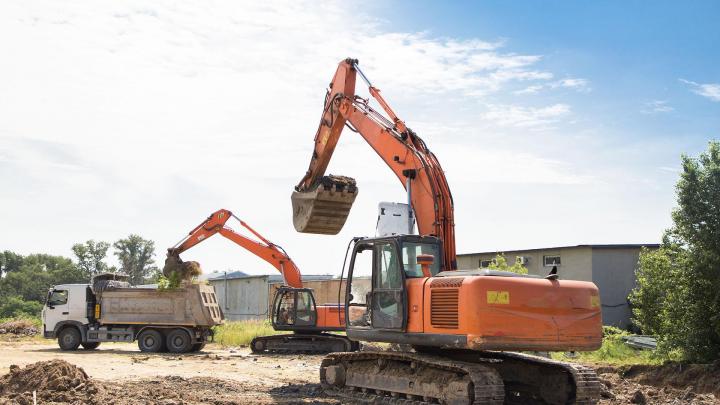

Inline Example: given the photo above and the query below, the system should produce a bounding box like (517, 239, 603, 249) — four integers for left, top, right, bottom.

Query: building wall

(591, 248, 641, 329)
(209, 276, 270, 321)
(457, 246, 593, 281)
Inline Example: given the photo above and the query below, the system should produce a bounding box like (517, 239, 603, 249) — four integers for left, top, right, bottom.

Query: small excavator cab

(271, 287, 318, 331)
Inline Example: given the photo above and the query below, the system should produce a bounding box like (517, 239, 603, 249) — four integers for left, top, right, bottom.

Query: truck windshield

(402, 242, 441, 277)
(47, 290, 68, 306)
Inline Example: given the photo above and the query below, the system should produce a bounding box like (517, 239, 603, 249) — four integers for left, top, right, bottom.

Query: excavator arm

(293, 58, 456, 270)
(166, 209, 303, 288)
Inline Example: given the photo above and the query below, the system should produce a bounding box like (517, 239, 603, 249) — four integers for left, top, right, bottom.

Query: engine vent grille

(430, 288, 459, 329)
(430, 277, 464, 288)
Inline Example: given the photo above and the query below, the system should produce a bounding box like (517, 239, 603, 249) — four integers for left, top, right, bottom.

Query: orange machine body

(297, 59, 603, 353)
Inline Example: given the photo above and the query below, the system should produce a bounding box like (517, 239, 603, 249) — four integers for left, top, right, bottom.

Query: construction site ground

(0, 339, 718, 404)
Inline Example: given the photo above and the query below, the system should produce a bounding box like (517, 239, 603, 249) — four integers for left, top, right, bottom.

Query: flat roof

(459, 244, 660, 256)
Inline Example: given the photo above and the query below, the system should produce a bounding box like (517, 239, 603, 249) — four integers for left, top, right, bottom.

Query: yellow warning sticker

(590, 296, 601, 308)
(487, 290, 510, 305)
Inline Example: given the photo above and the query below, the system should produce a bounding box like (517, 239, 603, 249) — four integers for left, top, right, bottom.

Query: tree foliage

(630, 141, 720, 362)
(488, 254, 529, 275)
(72, 240, 111, 277)
(113, 234, 157, 285)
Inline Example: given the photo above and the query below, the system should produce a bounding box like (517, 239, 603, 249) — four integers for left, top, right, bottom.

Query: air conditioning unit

(516, 256, 529, 265)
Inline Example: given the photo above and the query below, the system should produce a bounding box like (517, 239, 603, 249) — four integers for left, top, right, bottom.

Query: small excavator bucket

(292, 175, 358, 235)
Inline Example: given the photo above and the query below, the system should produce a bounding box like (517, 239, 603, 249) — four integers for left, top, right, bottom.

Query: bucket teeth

(292, 175, 358, 235)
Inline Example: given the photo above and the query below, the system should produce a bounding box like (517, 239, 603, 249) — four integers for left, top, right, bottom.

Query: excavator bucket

(292, 175, 358, 234)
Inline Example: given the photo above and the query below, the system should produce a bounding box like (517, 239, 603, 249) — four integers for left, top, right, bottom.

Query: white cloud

(0, 0, 665, 275)
(480, 104, 571, 129)
(642, 100, 674, 114)
(515, 77, 590, 95)
(680, 79, 720, 102)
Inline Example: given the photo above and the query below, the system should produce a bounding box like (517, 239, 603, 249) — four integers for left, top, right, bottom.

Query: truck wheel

(82, 342, 101, 350)
(58, 327, 81, 351)
(166, 329, 193, 353)
(190, 342, 206, 352)
(138, 329, 165, 353)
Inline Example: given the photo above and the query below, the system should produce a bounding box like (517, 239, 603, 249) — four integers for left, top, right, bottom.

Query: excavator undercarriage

(250, 333, 358, 354)
(320, 350, 601, 405)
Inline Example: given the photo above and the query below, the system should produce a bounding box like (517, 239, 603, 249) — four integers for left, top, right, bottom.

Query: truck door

(43, 288, 69, 333)
(370, 242, 405, 330)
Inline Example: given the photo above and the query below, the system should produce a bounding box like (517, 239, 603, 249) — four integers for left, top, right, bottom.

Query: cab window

(47, 290, 68, 306)
(402, 242, 441, 277)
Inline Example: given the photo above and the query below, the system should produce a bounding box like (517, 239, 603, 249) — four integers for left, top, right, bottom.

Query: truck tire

(190, 342, 206, 352)
(58, 327, 81, 351)
(82, 342, 101, 350)
(138, 329, 165, 353)
(166, 329, 193, 353)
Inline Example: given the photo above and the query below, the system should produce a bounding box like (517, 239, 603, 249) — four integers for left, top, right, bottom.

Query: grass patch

(212, 320, 285, 347)
(552, 326, 672, 366)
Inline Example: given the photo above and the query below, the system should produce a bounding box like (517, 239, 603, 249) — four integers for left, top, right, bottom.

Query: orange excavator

(291, 59, 604, 404)
(164, 209, 358, 353)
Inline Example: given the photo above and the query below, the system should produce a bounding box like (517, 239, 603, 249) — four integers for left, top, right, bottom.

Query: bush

(0, 296, 43, 319)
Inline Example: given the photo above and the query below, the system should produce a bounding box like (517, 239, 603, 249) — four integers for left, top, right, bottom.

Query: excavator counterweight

(291, 175, 357, 234)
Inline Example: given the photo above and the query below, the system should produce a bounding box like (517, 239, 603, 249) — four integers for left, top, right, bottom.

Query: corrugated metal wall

(209, 276, 270, 321)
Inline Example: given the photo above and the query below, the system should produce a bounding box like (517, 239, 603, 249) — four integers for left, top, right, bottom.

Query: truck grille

(430, 288, 459, 329)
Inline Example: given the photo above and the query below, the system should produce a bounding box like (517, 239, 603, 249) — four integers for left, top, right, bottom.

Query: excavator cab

(344, 235, 442, 334)
(271, 287, 318, 331)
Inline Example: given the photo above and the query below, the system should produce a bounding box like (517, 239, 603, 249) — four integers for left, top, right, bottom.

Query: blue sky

(0, 1, 718, 276)
(381, 1, 719, 144)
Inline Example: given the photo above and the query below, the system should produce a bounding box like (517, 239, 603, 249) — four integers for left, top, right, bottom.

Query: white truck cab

(41, 284, 95, 350)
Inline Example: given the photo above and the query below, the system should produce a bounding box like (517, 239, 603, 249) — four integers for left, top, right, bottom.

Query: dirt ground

(0, 339, 718, 404)
(0, 340, 337, 404)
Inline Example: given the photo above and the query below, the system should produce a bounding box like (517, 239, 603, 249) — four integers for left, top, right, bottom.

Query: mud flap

(292, 175, 358, 235)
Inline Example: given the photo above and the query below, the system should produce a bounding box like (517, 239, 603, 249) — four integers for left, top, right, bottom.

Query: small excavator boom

(166, 209, 302, 288)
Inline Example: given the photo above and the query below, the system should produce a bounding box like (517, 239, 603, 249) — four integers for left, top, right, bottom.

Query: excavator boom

(293, 58, 456, 270)
(165, 209, 302, 288)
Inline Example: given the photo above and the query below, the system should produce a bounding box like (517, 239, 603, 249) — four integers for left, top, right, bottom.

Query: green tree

(113, 235, 157, 285)
(0, 254, 84, 303)
(72, 240, 110, 278)
(0, 251, 23, 278)
(630, 140, 720, 362)
(488, 254, 529, 275)
(0, 295, 43, 318)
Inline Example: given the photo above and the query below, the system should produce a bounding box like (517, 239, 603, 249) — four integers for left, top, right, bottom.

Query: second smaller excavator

(163, 209, 358, 353)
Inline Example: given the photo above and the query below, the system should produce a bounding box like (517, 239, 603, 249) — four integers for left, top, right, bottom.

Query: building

(457, 244, 659, 329)
(206, 271, 370, 321)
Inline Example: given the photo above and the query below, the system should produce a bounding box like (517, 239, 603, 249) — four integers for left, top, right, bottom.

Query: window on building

(479, 259, 496, 268)
(543, 255, 561, 267)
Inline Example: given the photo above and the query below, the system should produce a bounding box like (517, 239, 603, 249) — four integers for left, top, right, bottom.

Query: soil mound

(0, 360, 99, 404)
(0, 320, 38, 337)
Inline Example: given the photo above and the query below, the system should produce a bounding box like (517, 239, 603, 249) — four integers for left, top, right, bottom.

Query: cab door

(370, 241, 405, 330)
(42, 288, 69, 333)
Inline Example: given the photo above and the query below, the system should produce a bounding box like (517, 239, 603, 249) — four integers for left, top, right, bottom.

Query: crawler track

(250, 334, 357, 354)
(319, 350, 601, 404)
(320, 351, 504, 404)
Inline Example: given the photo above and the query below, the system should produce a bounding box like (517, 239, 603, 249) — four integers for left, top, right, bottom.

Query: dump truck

(41, 274, 223, 353)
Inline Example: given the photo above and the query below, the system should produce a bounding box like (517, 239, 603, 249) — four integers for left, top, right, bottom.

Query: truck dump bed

(98, 283, 223, 327)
